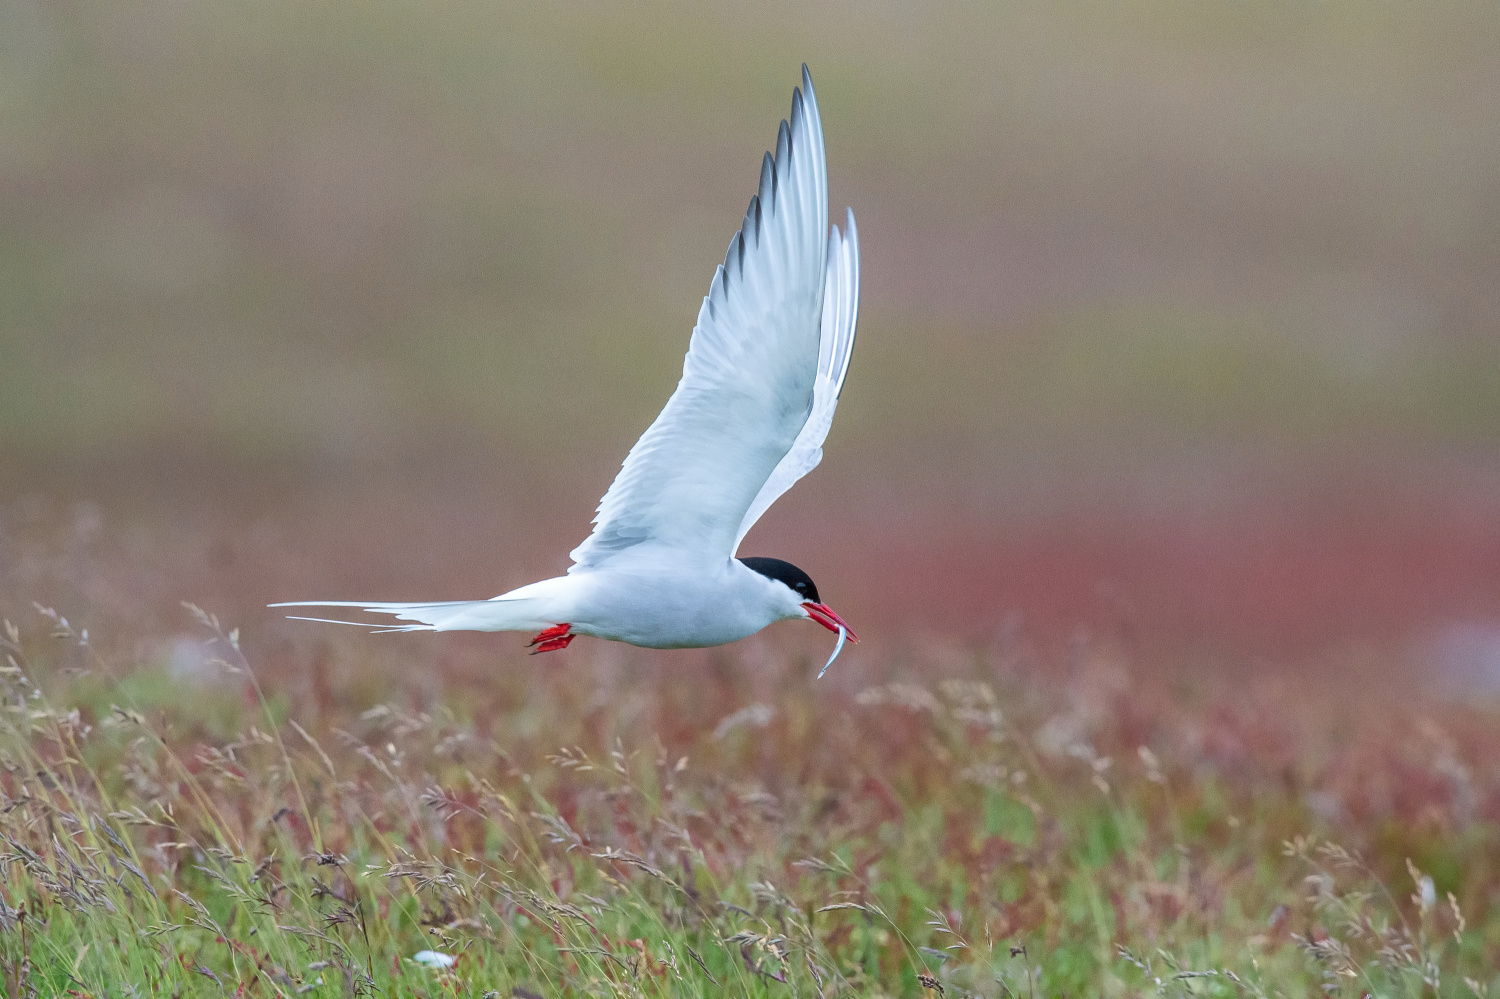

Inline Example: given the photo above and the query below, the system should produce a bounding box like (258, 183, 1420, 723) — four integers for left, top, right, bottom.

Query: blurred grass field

(1, 513, 1498, 996)
(5, 2, 1499, 474)
(4, 1, 1500, 994)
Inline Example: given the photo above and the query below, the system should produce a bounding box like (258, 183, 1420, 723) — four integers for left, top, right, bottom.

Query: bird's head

(737, 556, 858, 643)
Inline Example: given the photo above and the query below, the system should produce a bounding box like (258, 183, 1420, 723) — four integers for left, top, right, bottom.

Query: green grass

(1, 595, 1496, 997)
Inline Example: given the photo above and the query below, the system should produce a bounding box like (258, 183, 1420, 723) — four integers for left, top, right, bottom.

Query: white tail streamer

(269, 597, 556, 634)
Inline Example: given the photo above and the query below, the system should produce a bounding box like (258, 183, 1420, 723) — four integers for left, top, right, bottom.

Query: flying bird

(273, 65, 860, 675)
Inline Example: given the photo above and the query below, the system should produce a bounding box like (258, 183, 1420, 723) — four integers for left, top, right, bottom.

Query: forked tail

(268, 597, 556, 634)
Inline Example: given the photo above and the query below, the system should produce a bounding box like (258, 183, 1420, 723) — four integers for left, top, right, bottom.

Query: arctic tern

(273, 65, 861, 675)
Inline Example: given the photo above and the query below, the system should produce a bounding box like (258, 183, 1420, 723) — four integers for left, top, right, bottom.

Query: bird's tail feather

(269, 598, 555, 634)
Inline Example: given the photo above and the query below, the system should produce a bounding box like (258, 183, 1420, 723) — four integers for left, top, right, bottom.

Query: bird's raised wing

(733, 208, 858, 552)
(570, 66, 835, 571)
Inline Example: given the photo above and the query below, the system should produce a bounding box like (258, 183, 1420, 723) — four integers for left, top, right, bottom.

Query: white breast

(567, 558, 800, 649)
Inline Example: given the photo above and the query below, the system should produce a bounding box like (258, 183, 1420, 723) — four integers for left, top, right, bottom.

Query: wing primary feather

(775, 121, 790, 186)
(802, 66, 824, 164)
(836, 208, 860, 399)
(721, 235, 737, 290)
(787, 92, 801, 188)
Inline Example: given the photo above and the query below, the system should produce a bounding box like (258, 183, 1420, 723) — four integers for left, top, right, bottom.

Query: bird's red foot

(528, 623, 571, 646)
(528, 624, 574, 654)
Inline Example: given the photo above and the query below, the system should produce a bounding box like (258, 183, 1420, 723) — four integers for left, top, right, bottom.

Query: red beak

(802, 602, 858, 643)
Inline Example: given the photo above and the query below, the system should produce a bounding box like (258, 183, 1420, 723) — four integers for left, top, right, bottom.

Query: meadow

(2, 505, 1498, 998)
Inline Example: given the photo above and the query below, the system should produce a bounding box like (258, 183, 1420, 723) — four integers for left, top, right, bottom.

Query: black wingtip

(760, 150, 776, 202)
(722, 234, 739, 289)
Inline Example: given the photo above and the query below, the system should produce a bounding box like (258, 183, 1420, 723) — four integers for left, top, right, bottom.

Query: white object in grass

(412, 950, 457, 969)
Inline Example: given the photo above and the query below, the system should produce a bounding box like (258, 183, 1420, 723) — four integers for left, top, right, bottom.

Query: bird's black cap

(738, 557, 820, 604)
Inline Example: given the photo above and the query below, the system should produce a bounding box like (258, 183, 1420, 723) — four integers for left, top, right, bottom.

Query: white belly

(563, 562, 783, 649)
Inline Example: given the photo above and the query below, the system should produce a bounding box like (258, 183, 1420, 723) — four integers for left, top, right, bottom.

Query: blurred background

(4, 1, 1500, 679)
